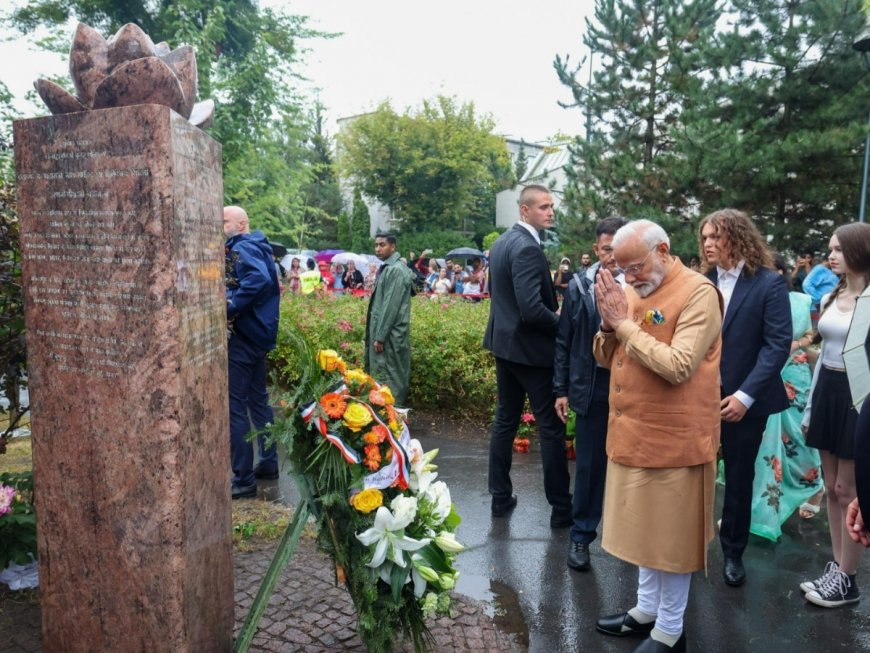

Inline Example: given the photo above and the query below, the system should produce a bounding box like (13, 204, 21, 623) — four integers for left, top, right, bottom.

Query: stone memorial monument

(13, 23, 233, 652)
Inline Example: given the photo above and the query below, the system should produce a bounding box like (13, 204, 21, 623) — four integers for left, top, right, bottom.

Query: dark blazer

(483, 223, 559, 366)
(554, 265, 601, 416)
(708, 266, 792, 419)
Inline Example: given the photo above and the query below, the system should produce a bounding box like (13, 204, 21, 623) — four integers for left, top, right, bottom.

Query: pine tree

(302, 103, 343, 247)
(555, 0, 721, 256)
(679, 0, 870, 251)
(351, 188, 372, 254)
(515, 139, 529, 181)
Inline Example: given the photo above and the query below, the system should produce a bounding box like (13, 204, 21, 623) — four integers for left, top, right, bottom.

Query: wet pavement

(266, 431, 870, 652)
(5, 430, 870, 652)
(409, 434, 870, 653)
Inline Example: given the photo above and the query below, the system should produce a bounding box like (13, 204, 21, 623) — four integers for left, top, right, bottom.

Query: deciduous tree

(339, 96, 513, 235)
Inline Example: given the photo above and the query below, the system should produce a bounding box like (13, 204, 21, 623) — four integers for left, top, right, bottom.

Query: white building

(495, 138, 570, 229)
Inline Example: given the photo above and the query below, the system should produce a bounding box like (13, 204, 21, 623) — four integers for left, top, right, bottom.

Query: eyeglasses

(616, 246, 656, 276)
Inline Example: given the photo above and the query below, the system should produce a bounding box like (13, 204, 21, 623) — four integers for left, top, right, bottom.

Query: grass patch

(0, 435, 301, 551)
(0, 437, 32, 474)
(232, 500, 303, 551)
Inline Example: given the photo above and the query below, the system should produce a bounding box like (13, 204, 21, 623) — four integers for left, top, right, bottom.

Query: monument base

(14, 105, 233, 652)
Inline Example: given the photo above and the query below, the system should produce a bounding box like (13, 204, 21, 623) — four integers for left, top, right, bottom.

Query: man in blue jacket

(554, 216, 626, 571)
(224, 205, 281, 499)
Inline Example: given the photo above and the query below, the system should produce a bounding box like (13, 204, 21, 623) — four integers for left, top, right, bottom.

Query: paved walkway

(1, 533, 520, 653)
(6, 431, 870, 652)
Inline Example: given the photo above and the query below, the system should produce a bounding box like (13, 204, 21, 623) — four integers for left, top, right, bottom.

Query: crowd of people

(277, 249, 490, 300)
(223, 186, 870, 652)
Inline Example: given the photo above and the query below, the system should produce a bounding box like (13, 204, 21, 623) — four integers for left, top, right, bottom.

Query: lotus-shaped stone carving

(34, 22, 214, 128)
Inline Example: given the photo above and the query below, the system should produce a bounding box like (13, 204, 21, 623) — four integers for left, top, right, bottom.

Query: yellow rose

(344, 368, 372, 387)
(317, 349, 342, 372)
(350, 488, 383, 513)
(342, 402, 373, 431)
(378, 385, 395, 405)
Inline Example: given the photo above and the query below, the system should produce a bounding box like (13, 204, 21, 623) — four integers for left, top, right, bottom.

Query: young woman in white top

(800, 222, 870, 608)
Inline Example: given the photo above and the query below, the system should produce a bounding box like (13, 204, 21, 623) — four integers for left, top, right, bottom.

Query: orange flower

(364, 444, 382, 471)
(320, 393, 347, 419)
(369, 389, 387, 406)
(385, 404, 399, 425)
(363, 431, 379, 445)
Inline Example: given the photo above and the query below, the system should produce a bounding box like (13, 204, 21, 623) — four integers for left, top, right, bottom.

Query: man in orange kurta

(592, 220, 723, 653)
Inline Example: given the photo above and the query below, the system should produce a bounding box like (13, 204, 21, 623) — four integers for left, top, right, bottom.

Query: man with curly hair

(699, 209, 792, 587)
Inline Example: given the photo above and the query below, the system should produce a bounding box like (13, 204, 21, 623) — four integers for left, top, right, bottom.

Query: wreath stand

(233, 470, 319, 653)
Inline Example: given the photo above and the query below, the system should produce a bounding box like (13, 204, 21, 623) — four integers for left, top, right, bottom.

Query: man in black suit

(483, 184, 572, 527)
(700, 209, 792, 587)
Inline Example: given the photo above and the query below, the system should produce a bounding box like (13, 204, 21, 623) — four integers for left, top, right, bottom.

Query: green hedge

(272, 293, 495, 419)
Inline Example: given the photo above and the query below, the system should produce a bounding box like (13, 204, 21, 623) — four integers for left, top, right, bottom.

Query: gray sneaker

(805, 570, 860, 608)
(800, 561, 838, 594)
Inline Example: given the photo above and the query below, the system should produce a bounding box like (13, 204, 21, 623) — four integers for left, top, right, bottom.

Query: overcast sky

(1, 0, 597, 143)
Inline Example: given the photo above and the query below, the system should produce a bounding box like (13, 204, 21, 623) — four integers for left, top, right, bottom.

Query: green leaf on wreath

(443, 503, 461, 530)
(390, 561, 410, 602)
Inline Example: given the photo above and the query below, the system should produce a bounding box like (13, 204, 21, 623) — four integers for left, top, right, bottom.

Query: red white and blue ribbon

(300, 385, 410, 487)
(301, 399, 362, 465)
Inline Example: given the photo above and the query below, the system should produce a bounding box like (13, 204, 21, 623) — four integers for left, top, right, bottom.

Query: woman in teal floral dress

(750, 256, 823, 540)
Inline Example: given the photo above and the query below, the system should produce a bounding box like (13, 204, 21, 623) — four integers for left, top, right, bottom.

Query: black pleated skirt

(806, 366, 857, 459)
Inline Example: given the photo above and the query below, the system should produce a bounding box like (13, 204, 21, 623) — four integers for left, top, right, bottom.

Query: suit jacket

(483, 223, 559, 366)
(707, 266, 792, 419)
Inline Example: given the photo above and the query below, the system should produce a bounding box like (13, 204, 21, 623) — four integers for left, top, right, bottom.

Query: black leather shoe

(596, 612, 655, 637)
(253, 463, 279, 480)
(492, 494, 518, 517)
(632, 632, 686, 652)
(723, 556, 746, 587)
(231, 483, 257, 500)
(567, 541, 590, 571)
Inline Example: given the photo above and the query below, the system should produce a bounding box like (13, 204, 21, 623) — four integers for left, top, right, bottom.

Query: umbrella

(269, 242, 288, 258)
(446, 247, 484, 259)
(315, 249, 344, 263)
(843, 285, 870, 411)
(331, 252, 359, 265)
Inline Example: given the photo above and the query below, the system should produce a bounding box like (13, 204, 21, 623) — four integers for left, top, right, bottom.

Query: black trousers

(489, 357, 571, 511)
(719, 415, 768, 558)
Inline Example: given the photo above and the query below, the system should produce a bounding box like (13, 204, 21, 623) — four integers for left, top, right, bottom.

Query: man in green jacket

(365, 233, 414, 405)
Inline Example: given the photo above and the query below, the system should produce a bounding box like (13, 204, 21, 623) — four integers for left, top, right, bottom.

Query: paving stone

(2, 536, 520, 652)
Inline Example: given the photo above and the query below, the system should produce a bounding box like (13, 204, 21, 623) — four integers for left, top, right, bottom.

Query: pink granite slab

(13, 105, 232, 653)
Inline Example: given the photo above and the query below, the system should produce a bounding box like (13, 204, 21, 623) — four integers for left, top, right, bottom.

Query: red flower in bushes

(513, 437, 530, 454)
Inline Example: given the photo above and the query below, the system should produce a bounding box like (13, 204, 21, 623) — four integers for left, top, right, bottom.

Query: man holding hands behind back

(484, 184, 572, 526)
(592, 220, 722, 653)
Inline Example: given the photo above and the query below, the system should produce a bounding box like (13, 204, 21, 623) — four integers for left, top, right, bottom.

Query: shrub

(272, 293, 495, 419)
(482, 230, 501, 251)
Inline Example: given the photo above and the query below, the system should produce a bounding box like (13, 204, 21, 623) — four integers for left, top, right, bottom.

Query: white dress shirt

(716, 259, 754, 409)
(516, 220, 541, 244)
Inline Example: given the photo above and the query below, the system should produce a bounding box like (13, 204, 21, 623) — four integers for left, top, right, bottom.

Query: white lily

(434, 531, 465, 553)
(356, 506, 429, 569)
(424, 481, 452, 524)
